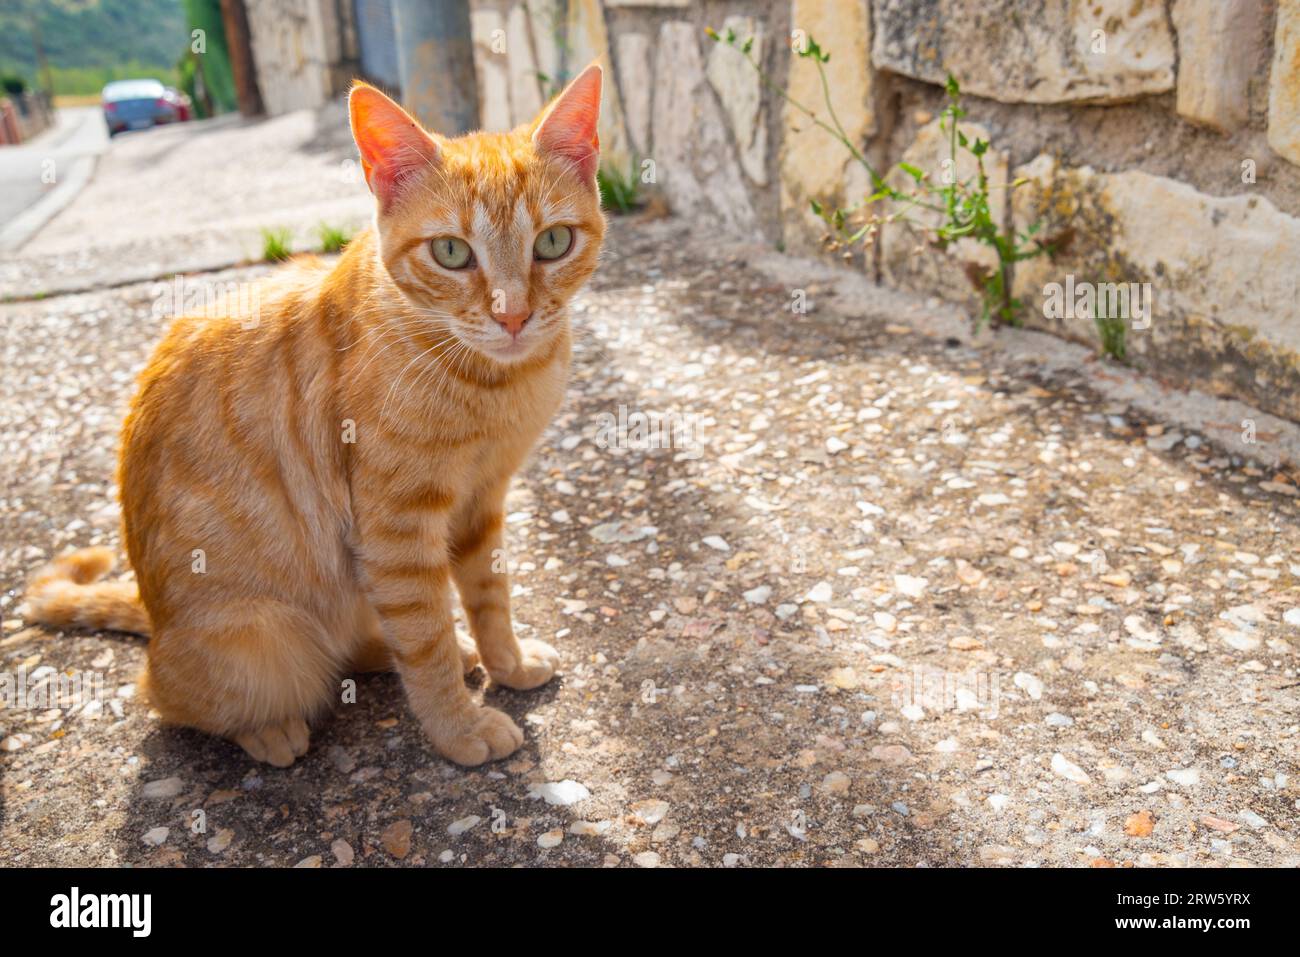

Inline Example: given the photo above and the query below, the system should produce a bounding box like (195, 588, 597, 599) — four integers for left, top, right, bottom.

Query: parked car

(101, 79, 183, 136)
(162, 86, 192, 122)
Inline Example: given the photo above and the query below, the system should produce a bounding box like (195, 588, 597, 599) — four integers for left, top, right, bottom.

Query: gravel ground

(3, 104, 1299, 867)
(2, 211, 1297, 868)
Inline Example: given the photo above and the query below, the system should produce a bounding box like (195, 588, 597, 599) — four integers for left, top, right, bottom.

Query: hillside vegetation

(0, 0, 187, 95)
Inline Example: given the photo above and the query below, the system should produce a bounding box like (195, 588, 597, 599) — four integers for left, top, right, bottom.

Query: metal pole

(391, 0, 479, 135)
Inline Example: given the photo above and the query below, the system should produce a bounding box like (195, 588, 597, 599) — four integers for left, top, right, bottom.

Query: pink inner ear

(533, 65, 602, 181)
(349, 85, 439, 210)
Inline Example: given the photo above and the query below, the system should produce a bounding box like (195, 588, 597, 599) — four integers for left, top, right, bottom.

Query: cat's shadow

(117, 663, 563, 865)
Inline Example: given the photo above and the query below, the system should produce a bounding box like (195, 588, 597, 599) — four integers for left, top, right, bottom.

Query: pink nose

(495, 310, 532, 338)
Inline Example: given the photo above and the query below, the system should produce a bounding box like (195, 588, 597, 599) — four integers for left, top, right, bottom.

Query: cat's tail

(23, 547, 152, 637)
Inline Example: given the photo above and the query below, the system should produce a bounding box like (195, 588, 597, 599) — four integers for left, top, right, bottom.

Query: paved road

(0, 107, 107, 232)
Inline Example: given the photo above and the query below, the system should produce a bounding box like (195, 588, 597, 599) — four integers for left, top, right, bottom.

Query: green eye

(534, 225, 573, 261)
(431, 236, 473, 269)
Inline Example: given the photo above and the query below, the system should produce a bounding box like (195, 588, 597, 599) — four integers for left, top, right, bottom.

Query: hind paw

(234, 718, 310, 767)
(488, 638, 559, 690)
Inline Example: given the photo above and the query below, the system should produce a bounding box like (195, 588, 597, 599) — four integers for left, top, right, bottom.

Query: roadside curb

(0, 152, 98, 252)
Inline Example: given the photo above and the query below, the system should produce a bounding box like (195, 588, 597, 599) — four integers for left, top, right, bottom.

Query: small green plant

(260, 227, 292, 262)
(706, 27, 1061, 330)
(1092, 292, 1128, 362)
(534, 5, 569, 100)
(317, 222, 353, 254)
(597, 160, 641, 214)
(536, 71, 563, 101)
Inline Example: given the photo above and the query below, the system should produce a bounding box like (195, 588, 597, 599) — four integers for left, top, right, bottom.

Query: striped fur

(23, 67, 606, 768)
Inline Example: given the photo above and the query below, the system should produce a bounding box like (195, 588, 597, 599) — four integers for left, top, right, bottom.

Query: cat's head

(348, 66, 606, 366)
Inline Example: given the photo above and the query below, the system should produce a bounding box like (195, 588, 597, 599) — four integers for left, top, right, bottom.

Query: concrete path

(0, 103, 371, 299)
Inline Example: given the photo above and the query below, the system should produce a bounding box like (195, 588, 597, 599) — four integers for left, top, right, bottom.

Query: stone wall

(470, 0, 1300, 422)
(245, 0, 354, 115)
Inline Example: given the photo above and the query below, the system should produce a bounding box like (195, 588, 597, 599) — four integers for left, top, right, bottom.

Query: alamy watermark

(50, 887, 151, 937)
(890, 666, 1001, 719)
(151, 275, 262, 329)
(0, 666, 106, 711)
(593, 404, 706, 460)
(1042, 274, 1152, 330)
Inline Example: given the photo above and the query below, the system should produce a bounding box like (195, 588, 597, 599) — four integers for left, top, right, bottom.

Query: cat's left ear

(532, 63, 602, 182)
(349, 82, 440, 211)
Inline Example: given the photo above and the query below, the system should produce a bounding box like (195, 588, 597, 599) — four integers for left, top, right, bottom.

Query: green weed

(597, 161, 641, 214)
(260, 227, 292, 263)
(706, 28, 1065, 330)
(317, 223, 353, 254)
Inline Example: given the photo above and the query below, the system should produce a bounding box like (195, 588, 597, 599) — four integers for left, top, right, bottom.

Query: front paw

(488, 638, 560, 690)
(426, 705, 524, 766)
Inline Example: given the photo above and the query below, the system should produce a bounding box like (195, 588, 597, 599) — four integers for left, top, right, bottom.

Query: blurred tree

(0, 0, 187, 95)
(218, 0, 262, 115)
(181, 0, 237, 115)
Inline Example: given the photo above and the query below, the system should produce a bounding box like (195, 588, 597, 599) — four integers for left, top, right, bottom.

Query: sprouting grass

(1093, 298, 1128, 362)
(260, 227, 293, 262)
(597, 161, 641, 214)
(536, 71, 563, 101)
(317, 223, 353, 254)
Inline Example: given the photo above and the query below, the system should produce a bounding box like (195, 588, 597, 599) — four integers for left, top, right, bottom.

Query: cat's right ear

(348, 82, 439, 211)
(532, 63, 602, 182)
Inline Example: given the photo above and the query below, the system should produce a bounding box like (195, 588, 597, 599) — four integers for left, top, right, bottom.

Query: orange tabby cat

(23, 66, 606, 767)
